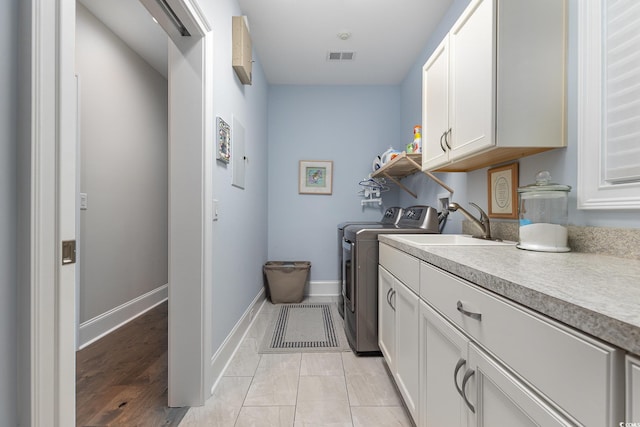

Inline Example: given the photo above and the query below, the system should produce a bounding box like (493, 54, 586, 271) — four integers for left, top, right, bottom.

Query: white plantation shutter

(604, 0, 640, 184)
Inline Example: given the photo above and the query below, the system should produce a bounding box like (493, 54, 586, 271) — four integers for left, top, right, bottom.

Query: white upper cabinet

(422, 0, 567, 172)
(422, 37, 451, 169)
(448, 0, 494, 161)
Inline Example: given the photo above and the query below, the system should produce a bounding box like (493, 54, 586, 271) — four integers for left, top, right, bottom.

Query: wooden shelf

(371, 151, 454, 198)
(372, 152, 423, 180)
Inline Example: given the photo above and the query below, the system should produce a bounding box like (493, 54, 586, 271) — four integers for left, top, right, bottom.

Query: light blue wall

(399, 0, 640, 230)
(203, 0, 270, 351)
(268, 86, 401, 281)
(0, 0, 18, 423)
(398, 0, 471, 233)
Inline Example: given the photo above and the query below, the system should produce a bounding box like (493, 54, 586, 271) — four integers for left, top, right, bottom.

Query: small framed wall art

(299, 160, 333, 195)
(487, 162, 518, 219)
(216, 117, 231, 163)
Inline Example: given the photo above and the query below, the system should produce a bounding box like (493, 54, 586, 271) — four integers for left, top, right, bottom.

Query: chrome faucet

(447, 202, 493, 240)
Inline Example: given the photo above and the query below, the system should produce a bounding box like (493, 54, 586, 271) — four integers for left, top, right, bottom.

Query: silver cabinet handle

(453, 358, 466, 398)
(457, 300, 482, 321)
(439, 132, 447, 152)
(386, 288, 393, 307)
(461, 369, 476, 413)
(445, 128, 452, 150)
(390, 290, 396, 311)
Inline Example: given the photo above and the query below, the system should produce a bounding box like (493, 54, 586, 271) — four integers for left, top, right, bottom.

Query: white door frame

(20, 0, 77, 425)
(25, 0, 212, 423)
(164, 2, 214, 407)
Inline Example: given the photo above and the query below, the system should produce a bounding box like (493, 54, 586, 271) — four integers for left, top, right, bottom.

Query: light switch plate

(80, 193, 88, 210)
(213, 199, 219, 221)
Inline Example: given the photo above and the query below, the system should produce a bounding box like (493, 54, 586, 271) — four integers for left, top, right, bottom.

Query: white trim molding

(165, 0, 212, 406)
(306, 280, 341, 297)
(207, 282, 341, 396)
(209, 289, 266, 394)
(22, 0, 77, 425)
(577, 0, 640, 210)
(78, 285, 168, 349)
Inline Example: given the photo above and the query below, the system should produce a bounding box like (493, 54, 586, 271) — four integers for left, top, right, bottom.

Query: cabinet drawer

(379, 243, 419, 294)
(420, 262, 623, 427)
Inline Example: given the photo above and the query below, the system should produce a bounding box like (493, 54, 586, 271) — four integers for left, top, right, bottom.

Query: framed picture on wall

(487, 162, 518, 219)
(299, 160, 333, 195)
(216, 117, 231, 164)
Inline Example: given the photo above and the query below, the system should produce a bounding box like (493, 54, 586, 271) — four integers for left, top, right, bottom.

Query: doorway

(75, 1, 169, 352)
(74, 2, 171, 422)
(25, 0, 213, 422)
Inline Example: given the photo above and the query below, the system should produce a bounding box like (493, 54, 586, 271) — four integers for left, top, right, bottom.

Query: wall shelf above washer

(372, 152, 454, 198)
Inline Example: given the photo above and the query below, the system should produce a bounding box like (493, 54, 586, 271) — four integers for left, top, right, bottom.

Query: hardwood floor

(76, 301, 188, 426)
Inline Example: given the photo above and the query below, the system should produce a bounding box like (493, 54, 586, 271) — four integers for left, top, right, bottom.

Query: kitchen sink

(390, 234, 515, 246)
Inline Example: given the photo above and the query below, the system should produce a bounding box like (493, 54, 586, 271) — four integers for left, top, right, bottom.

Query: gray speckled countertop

(379, 234, 640, 355)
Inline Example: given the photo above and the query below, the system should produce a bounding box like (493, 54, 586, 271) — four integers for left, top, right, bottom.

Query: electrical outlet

(437, 192, 451, 212)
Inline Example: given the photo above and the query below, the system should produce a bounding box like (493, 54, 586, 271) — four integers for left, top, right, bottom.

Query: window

(577, 0, 640, 209)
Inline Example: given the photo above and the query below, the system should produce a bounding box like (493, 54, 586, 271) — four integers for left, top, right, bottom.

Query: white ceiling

(78, 0, 453, 85)
(237, 0, 453, 85)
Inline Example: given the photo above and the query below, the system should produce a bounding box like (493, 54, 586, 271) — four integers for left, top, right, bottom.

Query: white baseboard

(206, 281, 340, 396)
(78, 284, 168, 350)
(306, 280, 340, 297)
(209, 288, 266, 395)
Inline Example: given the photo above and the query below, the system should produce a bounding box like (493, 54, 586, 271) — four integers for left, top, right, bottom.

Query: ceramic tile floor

(179, 298, 412, 427)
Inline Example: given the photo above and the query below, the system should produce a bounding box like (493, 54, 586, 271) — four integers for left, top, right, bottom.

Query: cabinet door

(467, 343, 573, 427)
(421, 261, 623, 426)
(422, 35, 451, 170)
(378, 266, 395, 370)
(627, 355, 640, 422)
(448, 0, 494, 159)
(395, 282, 420, 421)
(420, 301, 468, 427)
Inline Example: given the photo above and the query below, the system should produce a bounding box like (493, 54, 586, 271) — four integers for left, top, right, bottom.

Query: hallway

(76, 302, 188, 426)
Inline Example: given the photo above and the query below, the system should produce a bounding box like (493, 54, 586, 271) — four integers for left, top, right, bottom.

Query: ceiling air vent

(327, 51, 356, 61)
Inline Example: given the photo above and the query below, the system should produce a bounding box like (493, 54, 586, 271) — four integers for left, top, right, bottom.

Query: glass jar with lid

(517, 171, 571, 252)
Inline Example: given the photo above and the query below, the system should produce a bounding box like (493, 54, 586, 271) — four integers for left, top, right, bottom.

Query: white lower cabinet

(378, 266, 396, 369)
(379, 241, 625, 426)
(394, 279, 420, 420)
(468, 342, 572, 426)
(419, 302, 572, 426)
(420, 262, 623, 426)
(419, 300, 467, 427)
(627, 355, 640, 422)
(378, 265, 420, 422)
